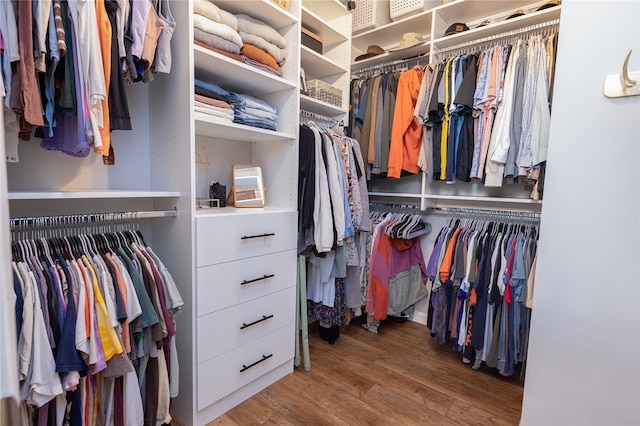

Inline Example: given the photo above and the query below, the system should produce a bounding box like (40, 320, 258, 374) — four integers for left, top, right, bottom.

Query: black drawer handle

(241, 232, 275, 240)
(241, 274, 274, 285)
(240, 354, 273, 373)
(240, 314, 274, 330)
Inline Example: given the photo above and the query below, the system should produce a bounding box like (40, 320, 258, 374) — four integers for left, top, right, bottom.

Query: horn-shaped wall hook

(604, 49, 640, 98)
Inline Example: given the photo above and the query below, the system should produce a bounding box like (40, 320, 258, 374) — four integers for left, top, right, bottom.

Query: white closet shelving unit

(4, 1, 301, 425)
(300, 0, 352, 122)
(351, 0, 562, 212)
(179, 0, 301, 424)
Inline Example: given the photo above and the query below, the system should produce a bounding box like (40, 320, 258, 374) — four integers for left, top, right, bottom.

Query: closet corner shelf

(433, 0, 547, 25)
(424, 194, 543, 205)
(211, 0, 298, 30)
(301, 7, 348, 46)
(432, 6, 561, 50)
(300, 94, 347, 117)
(351, 10, 433, 52)
(194, 113, 296, 142)
(351, 43, 430, 69)
(368, 192, 422, 199)
(8, 190, 181, 200)
(194, 45, 295, 96)
(301, 46, 348, 78)
(303, 0, 347, 21)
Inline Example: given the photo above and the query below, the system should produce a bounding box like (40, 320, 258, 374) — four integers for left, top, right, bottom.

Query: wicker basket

(307, 79, 342, 108)
(270, 0, 290, 11)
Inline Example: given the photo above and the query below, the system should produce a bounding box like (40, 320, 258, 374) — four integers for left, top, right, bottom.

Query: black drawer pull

(241, 274, 274, 285)
(240, 314, 274, 330)
(241, 232, 275, 240)
(240, 354, 273, 373)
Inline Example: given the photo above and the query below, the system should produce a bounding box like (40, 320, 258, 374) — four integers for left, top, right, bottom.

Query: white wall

(520, 1, 640, 425)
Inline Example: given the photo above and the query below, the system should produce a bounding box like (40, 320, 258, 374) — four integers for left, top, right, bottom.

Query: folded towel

(242, 56, 283, 77)
(235, 106, 278, 122)
(195, 94, 234, 109)
(240, 43, 280, 71)
(193, 14, 242, 51)
(228, 92, 277, 114)
(193, 0, 237, 30)
(239, 31, 287, 66)
(236, 14, 287, 49)
(195, 79, 230, 101)
(194, 37, 242, 60)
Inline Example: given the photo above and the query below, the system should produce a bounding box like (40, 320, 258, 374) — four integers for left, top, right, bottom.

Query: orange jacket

(387, 67, 424, 179)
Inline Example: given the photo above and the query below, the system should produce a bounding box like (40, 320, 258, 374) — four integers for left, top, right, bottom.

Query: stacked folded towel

(228, 92, 278, 131)
(193, 0, 242, 54)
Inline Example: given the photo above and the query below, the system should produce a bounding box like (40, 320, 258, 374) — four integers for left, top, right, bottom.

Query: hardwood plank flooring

(209, 316, 523, 425)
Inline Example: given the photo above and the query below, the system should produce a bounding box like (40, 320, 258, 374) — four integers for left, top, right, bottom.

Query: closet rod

(369, 201, 422, 212)
(436, 207, 540, 223)
(435, 19, 560, 57)
(300, 109, 342, 128)
(9, 208, 178, 230)
(351, 52, 429, 77)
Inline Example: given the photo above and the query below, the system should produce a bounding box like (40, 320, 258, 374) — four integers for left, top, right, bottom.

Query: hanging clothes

(9, 225, 183, 425)
(425, 216, 538, 377)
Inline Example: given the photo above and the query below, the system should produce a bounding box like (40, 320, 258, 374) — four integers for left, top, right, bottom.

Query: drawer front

(196, 323, 294, 410)
(197, 286, 295, 364)
(196, 211, 297, 266)
(196, 250, 296, 316)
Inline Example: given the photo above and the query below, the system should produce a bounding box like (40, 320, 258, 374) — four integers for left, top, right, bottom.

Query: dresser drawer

(196, 323, 294, 410)
(196, 211, 297, 267)
(196, 250, 296, 316)
(197, 286, 295, 364)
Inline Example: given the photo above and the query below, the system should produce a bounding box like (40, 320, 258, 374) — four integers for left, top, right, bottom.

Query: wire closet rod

(435, 19, 560, 57)
(9, 208, 177, 230)
(352, 52, 429, 77)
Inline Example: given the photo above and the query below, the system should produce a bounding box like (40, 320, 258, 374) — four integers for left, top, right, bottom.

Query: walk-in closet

(0, 1, 638, 425)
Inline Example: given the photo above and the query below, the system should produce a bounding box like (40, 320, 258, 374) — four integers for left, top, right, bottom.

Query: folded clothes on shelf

(235, 106, 278, 122)
(238, 31, 287, 66)
(236, 14, 287, 49)
(227, 92, 277, 114)
(193, 14, 242, 52)
(233, 116, 277, 131)
(194, 79, 230, 102)
(193, 0, 238, 30)
(194, 30, 242, 57)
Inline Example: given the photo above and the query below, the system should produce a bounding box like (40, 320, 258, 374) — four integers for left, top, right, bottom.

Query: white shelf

(369, 192, 543, 206)
(424, 194, 542, 204)
(368, 192, 423, 199)
(301, 45, 348, 79)
(194, 112, 296, 142)
(8, 190, 181, 200)
(211, 0, 298, 30)
(303, 0, 347, 21)
(352, 10, 433, 52)
(433, 6, 562, 49)
(194, 45, 294, 96)
(433, 0, 549, 27)
(194, 206, 295, 217)
(301, 7, 348, 47)
(351, 42, 429, 69)
(300, 94, 347, 117)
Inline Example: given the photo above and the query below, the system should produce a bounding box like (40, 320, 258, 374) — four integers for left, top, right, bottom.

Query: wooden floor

(208, 316, 524, 425)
